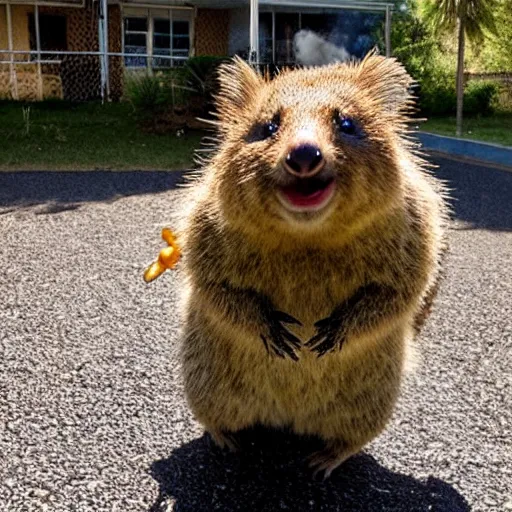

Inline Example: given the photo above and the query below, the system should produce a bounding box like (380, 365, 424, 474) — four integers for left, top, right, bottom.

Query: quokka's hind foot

(207, 429, 239, 452)
(307, 440, 360, 480)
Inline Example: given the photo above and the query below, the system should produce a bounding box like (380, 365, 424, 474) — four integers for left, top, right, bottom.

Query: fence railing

(0, 50, 188, 102)
(465, 72, 512, 82)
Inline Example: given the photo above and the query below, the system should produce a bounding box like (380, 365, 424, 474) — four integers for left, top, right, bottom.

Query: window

(172, 21, 190, 62)
(259, 12, 272, 64)
(258, 10, 377, 65)
(152, 19, 190, 68)
(275, 13, 299, 65)
(28, 14, 67, 59)
(258, 12, 302, 65)
(124, 17, 148, 67)
(123, 10, 191, 68)
(152, 18, 170, 68)
(301, 13, 333, 37)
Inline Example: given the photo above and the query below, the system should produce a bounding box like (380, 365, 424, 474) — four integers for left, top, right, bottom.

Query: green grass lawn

(421, 114, 512, 147)
(0, 101, 205, 170)
(2, 101, 510, 170)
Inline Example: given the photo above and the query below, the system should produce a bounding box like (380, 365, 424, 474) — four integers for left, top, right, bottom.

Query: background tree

(422, 0, 497, 136)
(470, 0, 512, 73)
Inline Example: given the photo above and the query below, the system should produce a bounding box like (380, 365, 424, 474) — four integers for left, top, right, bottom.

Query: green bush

(418, 78, 499, 117)
(184, 56, 230, 116)
(124, 70, 192, 121)
(463, 81, 499, 116)
(124, 73, 170, 119)
(185, 56, 229, 95)
(418, 73, 457, 116)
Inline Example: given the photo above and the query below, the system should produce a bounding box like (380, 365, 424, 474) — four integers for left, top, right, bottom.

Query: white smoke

(293, 30, 351, 67)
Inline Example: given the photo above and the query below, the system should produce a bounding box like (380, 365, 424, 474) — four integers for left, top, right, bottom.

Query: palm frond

(464, 0, 498, 42)
(421, 0, 498, 42)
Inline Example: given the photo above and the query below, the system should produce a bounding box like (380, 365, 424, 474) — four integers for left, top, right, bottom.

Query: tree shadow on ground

(431, 156, 512, 232)
(149, 427, 469, 512)
(0, 170, 189, 210)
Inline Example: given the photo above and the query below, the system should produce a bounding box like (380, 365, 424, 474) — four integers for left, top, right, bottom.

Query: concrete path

(0, 156, 511, 511)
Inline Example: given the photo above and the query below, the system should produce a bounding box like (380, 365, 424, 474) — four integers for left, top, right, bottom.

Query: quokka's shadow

(149, 427, 469, 512)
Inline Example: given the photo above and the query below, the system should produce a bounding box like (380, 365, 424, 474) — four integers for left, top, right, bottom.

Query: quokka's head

(208, 54, 416, 238)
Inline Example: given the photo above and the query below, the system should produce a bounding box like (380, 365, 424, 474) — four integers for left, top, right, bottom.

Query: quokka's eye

(333, 111, 363, 138)
(262, 121, 279, 139)
(338, 117, 357, 135)
(247, 113, 281, 143)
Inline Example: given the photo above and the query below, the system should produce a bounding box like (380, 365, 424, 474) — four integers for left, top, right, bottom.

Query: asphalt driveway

(0, 156, 511, 511)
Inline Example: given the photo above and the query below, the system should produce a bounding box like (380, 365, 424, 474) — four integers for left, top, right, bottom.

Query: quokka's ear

(215, 56, 264, 121)
(355, 52, 415, 114)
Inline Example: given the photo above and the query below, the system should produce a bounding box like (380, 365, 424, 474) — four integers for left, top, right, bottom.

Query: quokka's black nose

(284, 144, 325, 177)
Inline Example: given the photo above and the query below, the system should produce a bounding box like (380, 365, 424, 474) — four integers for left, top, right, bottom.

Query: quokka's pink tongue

(281, 180, 335, 208)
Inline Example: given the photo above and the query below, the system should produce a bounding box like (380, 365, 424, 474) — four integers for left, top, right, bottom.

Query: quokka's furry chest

(182, 301, 406, 434)
(221, 243, 368, 327)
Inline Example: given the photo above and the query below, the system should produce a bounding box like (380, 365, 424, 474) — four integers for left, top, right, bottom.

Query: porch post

(249, 0, 259, 64)
(98, 2, 105, 101)
(98, 0, 110, 101)
(271, 8, 275, 64)
(146, 7, 152, 74)
(102, 0, 110, 99)
(385, 5, 391, 57)
(35, 3, 43, 100)
(6, 2, 18, 100)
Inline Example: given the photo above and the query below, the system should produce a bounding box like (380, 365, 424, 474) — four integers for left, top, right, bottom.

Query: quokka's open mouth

(277, 177, 336, 212)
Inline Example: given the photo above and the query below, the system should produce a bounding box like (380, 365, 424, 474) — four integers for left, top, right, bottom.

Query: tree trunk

(456, 13, 466, 137)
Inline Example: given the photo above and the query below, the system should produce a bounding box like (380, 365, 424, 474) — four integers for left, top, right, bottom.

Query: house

(0, 0, 393, 101)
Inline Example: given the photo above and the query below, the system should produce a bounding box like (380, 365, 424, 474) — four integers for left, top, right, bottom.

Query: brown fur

(177, 54, 449, 478)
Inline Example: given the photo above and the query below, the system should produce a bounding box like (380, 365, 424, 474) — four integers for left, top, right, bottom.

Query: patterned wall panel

(195, 9, 229, 56)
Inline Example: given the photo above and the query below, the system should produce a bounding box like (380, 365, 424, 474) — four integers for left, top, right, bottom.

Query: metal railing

(0, 50, 188, 101)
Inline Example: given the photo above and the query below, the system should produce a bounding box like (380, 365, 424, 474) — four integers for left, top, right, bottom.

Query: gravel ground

(0, 156, 511, 512)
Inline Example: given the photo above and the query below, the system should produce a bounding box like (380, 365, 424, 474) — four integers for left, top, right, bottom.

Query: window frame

(259, 7, 384, 65)
(123, 16, 149, 68)
(122, 7, 193, 70)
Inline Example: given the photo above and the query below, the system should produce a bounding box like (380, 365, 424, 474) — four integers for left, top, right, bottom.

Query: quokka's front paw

(260, 309, 302, 361)
(306, 308, 347, 357)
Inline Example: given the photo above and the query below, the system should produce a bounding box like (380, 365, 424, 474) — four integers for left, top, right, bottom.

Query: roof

(187, 0, 393, 9)
(0, 0, 392, 11)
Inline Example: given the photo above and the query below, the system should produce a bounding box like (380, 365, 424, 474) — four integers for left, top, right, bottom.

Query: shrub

(418, 78, 500, 117)
(417, 74, 457, 116)
(185, 56, 229, 95)
(123, 70, 193, 128)
(184, 56, 229, 116)
(124, 73, 170, 119)
(463, 80, 499, 116)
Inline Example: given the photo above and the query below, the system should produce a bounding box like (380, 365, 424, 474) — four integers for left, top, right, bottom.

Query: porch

(0, 0, 393, 101)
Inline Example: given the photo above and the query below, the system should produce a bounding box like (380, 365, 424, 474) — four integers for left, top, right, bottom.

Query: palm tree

(422, 0, 497, 136)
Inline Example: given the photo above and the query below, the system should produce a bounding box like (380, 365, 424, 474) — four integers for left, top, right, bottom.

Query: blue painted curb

(417, 132, 512, 169)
